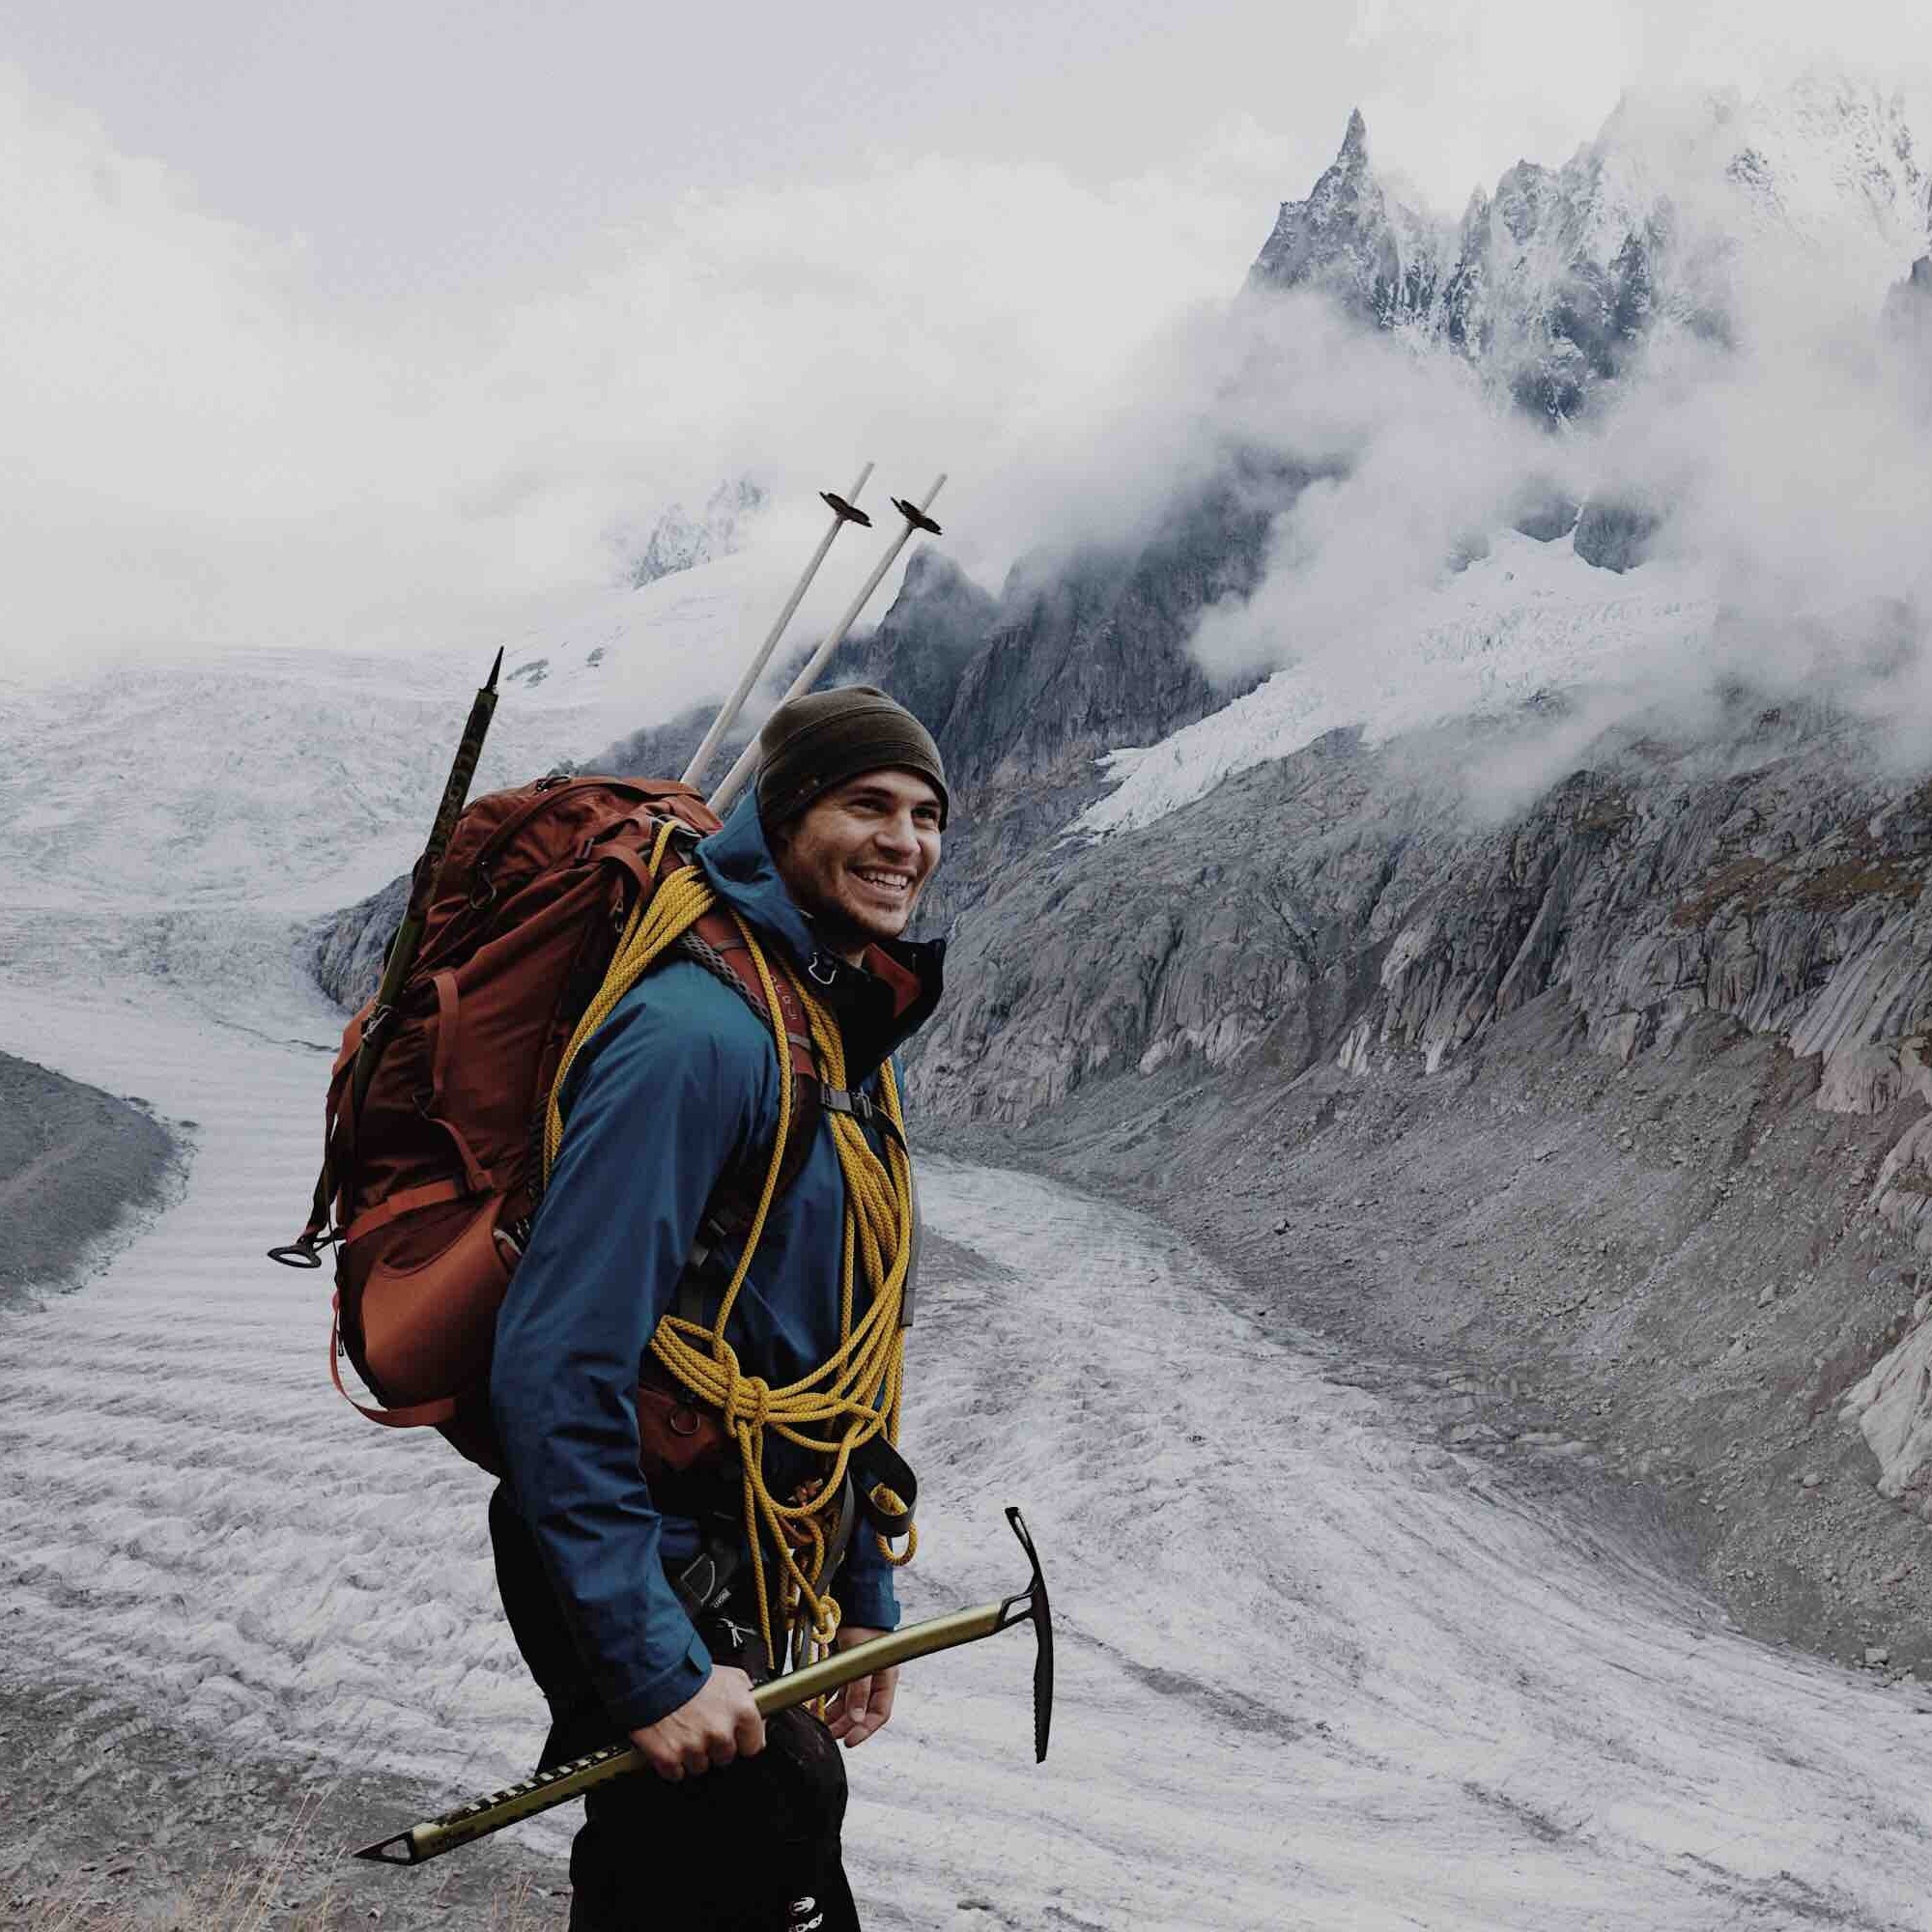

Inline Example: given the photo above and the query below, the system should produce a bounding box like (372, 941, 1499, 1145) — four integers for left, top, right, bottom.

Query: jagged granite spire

(1246, 80, 1932, 422)
(1246, 110, 1410, 325)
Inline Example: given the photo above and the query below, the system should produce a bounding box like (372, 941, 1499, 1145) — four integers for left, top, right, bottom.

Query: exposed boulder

(1574, 495, 1663, 573)
(1508, 478, 1582, 543)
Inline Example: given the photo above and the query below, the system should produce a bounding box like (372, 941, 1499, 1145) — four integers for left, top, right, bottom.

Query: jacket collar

(695, 794, 946, 1082)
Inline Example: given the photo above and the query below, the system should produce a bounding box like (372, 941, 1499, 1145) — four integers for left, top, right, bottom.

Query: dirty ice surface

(3, 645, 1931, 1930)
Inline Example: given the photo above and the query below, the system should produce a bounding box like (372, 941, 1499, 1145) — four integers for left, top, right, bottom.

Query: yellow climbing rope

(543, 823, 917, 1676)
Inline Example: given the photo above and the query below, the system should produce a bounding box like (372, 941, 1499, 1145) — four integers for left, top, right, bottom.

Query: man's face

(771, 768, 944, 959)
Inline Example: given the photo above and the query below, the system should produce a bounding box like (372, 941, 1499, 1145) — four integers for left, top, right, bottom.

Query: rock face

(1573, 496, 1662, 573)
(917, 699, 1932, 1667)
(1249, 81, 1932, 420)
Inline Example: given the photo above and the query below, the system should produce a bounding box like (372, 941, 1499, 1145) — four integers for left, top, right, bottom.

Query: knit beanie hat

(754, 685, 949, 830)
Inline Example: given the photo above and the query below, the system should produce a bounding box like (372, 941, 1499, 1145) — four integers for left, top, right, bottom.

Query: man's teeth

(855, 869, 912, 891)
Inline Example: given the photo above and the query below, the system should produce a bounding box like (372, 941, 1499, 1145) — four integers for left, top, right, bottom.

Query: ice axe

(352, 1507, 1052, 1867)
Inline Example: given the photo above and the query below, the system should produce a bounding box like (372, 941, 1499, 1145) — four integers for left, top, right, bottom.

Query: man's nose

(872, 810, 921, 858)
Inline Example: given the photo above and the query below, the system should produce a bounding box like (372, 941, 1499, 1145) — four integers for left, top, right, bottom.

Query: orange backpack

(276, 774, 820, 1473)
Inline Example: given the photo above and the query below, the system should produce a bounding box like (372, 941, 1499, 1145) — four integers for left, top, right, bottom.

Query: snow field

(1074, 534, 1718, 840)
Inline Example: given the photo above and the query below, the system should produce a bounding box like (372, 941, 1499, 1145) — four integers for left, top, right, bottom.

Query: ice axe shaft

(680, 464, 876, 790)
(707, 473, 947, 815)
(353, 1506, 1049, 1868)
(267, 648, 503, 1269)
(352, 648, 503, 1116)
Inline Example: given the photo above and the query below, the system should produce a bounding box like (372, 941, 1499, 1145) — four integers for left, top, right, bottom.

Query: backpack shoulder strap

(672, 911, 825, 1325)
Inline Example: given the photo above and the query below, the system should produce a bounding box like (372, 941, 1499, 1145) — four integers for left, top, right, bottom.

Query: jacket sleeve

(834, 1518, 902, 1632)
(491, 979, 769, 1733)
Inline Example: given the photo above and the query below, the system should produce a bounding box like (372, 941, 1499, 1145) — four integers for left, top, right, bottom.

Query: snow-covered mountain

(622, 476, 766, 589)
(1251, 77, 1932, 416)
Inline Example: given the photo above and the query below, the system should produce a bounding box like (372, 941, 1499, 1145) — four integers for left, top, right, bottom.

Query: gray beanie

(754, 685, 949, 830)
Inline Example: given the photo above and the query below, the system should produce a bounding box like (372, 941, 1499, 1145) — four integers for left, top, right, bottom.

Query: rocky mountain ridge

(921, 699, 1932, 1673)
(624, 477, 766, 589)
(1251, 78, 1932, 417)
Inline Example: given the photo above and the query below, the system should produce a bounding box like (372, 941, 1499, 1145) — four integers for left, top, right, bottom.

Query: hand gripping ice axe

(353, 1508, 1052, 1867)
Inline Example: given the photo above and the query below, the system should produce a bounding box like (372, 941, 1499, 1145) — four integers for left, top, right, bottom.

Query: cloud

(1346, 0, 1932, 214)
(0, 60, 1282, 679)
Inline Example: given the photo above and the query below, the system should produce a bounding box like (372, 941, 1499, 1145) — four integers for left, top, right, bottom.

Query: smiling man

(489, 685, 947, 1932)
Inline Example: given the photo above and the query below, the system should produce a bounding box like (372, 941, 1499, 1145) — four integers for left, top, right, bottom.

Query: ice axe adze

(353, 1507, 1052, 1868)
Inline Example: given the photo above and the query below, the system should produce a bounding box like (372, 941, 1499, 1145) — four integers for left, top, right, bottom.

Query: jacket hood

(694, 791, 822, 970)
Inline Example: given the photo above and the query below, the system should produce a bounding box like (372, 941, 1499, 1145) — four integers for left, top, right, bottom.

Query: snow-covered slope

(623, 476, 767, 589)
(1074, 532, 1717, 838)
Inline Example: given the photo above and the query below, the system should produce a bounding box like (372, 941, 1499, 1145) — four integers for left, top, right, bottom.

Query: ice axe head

(995, 1506, 1053, 1761)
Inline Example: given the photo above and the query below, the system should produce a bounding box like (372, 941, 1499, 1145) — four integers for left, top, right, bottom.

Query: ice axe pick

(353, 1507, 1052, 1867)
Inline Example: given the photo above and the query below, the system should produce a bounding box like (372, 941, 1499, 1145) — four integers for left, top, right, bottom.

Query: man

(489, 685, 948, 1932)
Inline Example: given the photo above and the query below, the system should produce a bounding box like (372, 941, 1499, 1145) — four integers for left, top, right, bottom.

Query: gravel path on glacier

(4, 967, 1932, 1927)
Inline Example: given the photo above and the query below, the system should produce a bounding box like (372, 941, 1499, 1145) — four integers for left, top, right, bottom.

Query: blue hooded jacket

(490, 793, 943, 1733)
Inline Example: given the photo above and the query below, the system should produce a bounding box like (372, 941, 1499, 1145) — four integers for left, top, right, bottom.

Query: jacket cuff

(603, 1631, 715, 1733)
(837, 1550, 902, 1633)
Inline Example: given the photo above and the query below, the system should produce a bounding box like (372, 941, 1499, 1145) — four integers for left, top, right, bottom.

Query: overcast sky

(3, 0, 1929, 674)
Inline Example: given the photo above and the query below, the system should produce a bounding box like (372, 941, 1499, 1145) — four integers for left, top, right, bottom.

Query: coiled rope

(543, 822, 917, 1675)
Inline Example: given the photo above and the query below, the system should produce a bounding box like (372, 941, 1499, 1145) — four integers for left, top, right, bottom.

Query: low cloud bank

(0, 61, 1293, 679)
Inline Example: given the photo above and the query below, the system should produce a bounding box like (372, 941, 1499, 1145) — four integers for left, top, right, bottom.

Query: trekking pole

(706, 474, 947, 815)
(353, 1507, 1051, 1867)
(680, 465, 876, 790)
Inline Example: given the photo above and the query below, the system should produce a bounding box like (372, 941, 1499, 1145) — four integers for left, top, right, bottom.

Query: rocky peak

(1249, 77, 1932, 423)
(1246, 110, 1421, 327)
(625, 476, 766, 589)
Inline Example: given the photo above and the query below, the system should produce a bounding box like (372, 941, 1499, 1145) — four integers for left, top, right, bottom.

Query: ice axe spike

(352, 1506, 1050, 1868)
(680, 464, 876, 791)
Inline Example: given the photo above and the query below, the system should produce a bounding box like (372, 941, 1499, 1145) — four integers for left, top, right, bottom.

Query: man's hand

(629, 1666, 764, 1780)
(823, 1626, 897, 1747)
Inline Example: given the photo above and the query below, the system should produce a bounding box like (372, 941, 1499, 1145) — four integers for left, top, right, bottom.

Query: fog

(0, 59, 1285, 679)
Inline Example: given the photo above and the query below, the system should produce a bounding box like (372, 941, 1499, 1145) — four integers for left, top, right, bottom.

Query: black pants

(489, 1487, 861, 1932)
